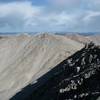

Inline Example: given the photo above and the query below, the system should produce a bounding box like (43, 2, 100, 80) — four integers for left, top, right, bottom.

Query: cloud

(84, 0, 100, 11)
(0, 1, 43, 32)
(83, 11, 100, 22)
(23, 11, 76, 32)
(48, 0, 80, 8)
(0, 0, 30, 3)
(0, 1, 78, 32)
(0, 0, 100, 32)
(82, 11, 100, 32)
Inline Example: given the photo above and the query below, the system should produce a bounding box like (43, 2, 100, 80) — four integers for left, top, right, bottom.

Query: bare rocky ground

(0, 34, 83, 100)
(12, 42, 100, 100)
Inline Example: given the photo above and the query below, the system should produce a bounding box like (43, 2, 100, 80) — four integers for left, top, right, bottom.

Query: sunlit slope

(0, 34, 83, 100)
(67, 34, 100, 45)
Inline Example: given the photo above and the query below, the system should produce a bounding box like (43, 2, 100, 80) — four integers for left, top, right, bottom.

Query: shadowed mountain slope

(11, 42, 100, 100)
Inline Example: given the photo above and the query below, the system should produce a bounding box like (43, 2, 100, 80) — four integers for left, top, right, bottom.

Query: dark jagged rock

(10, 42, 100, 100)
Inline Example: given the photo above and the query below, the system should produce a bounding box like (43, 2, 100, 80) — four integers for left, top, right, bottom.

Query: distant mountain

(54, 32, 97, 36)
(66, 34, 100, 45)
(78, 33, 95, 36)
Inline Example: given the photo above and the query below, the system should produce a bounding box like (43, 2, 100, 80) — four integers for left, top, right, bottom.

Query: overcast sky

(0, 0, 100, 33)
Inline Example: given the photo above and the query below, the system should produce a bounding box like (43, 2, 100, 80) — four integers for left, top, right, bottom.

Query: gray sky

(0, 0, 100, 33)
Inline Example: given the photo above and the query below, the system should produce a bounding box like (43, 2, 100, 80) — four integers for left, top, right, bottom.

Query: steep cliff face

(12, 42, 100, 100)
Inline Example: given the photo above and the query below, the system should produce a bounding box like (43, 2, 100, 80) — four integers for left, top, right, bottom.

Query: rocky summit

(11, 42, 100, 100)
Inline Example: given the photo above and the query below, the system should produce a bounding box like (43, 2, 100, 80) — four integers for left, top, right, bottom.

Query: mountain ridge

(10, 42, 100, 100)
(0, 34, 83, 100)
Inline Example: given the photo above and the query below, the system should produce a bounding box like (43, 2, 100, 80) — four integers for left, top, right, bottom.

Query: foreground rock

(11, 42, 100, 100)
(0, 34, 83, 100)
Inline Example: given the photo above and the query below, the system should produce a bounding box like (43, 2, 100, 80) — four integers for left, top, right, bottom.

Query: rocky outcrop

(11, 42, 100, 100)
